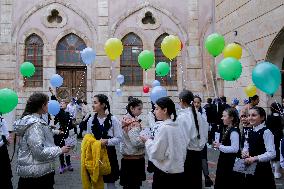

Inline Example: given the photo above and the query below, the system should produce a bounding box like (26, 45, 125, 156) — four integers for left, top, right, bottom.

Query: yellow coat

(81, 134, 111, 189)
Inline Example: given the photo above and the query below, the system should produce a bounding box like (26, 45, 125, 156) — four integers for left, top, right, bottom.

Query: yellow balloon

(104, 38, 123, 61)
(223, 43, 242, 59)
(244, 84, 257, 97)
(161, 35, 181, 60)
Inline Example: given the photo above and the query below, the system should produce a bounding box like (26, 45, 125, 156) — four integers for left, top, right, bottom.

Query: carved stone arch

(150, 27, 179, 48)
(12, 0, 97, 43)
(52, 29, 93, 50)
(110, 2, 188, 42)
(116, 28, 148, 49)
(20, 28, 49, 49)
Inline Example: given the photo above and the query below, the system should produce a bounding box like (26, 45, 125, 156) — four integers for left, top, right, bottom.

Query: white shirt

(0, 118, 9, 147)
(219, 131, 239, 153)
(177, 107, 208, 151)
(87, 114, 122, 146)
(242, 123, 276, 162)
(145, 119, 187, 173)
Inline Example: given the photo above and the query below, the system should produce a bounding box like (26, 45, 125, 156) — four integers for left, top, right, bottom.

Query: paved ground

(9, 141, 284, 189)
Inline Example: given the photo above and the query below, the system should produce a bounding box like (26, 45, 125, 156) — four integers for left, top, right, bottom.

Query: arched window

(120, 33, 143, 86)
(56, 33, 87, 66)
(154, 33, 177, 86)
(24, 34, 44, 87)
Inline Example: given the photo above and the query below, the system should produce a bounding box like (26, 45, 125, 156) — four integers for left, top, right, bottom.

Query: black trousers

(18, 172, 55, 189)
(0, 145, 13, 189)
(184, 150, 202, 189)
(59, 154, 71, 167)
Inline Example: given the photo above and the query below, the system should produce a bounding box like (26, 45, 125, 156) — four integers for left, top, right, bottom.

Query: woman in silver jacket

(14, 92, 71, 189)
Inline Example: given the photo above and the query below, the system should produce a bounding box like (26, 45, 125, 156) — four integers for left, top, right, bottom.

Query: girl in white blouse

(241, 106, 276, 188)
(86, 94, 122, 189)
(141, 97, 187, 189)
(213, 108, 240, 189)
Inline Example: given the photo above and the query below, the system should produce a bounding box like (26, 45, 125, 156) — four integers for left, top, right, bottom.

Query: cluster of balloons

(205, 33, 243, 81)
(80, 47, 96, 65)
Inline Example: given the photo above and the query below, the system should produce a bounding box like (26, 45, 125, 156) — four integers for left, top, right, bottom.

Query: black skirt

(120, 157, 146, 187)
(18, 172, 55, 189)
(152, 164, 184, 189)
(184, 150, 202, 189)
(0, 145, 13, 189)
(103, 146, 120, 183)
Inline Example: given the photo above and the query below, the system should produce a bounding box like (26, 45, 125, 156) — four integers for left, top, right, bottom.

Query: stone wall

(215, 0, 284, 107)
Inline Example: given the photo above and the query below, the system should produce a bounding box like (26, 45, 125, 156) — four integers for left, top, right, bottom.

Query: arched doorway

(56, 33, 87, 101)
(266, 27, 284, 100)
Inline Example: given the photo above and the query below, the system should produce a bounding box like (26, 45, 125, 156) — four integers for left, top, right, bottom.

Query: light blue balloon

(48, 100, 60, 116)
(116, 89, 122, 96)
(80, 47, 96, 65)
(150, 86, 167, 103)
(50, 74, 63, 87)
(117, 74, 125, 85)
(152, 80, 161, 88)
(252, 62, 281, 96)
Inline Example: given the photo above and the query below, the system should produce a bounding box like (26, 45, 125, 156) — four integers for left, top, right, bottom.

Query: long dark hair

(179, 90, 200, 139)
(156, 97, 177, 121)
(194, 95, 202, 114)
(21, 92, 49, 118)
(224, 108, 240, 128)
(126, 96, 142, 117)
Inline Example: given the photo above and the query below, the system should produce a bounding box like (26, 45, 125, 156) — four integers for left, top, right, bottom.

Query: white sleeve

(107, 116, 122, 146)
(145, 127, 168, 161)
(280, 140, 284, 168)
(257, 129, 276, 162)
(86, 116, 94, 134)
(219, 131, 239, 153)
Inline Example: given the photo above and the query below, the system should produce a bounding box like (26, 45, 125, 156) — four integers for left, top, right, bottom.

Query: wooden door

(57, 67, 87, 101)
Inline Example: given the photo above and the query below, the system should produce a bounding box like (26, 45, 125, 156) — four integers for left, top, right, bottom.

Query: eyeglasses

(240, 115, 247, 118)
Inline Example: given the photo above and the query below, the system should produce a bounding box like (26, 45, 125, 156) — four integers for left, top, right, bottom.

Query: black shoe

(205, 176, 213, 187)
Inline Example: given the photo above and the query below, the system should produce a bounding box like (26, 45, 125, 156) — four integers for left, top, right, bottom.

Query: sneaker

(274, 172, 281, 179)
(59, 166, 65, 174)
(205, 176, 213, 187)
(67, 165, 74, 171)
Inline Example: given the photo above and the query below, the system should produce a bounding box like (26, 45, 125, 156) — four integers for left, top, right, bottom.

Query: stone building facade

(0, 0, 283, 127)
(0, 0, 209, 126)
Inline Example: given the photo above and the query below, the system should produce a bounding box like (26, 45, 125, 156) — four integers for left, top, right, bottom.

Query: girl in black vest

(242, 106, 276, 188)
(86, 94, 122, 189)
(213, 108, 240, 189)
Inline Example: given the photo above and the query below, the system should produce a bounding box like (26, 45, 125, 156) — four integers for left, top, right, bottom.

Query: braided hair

(179, 90, 200, 139)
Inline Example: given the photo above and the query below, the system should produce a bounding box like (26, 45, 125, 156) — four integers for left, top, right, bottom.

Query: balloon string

(146, 70, 148, 85)
(170, 61, 172, 78)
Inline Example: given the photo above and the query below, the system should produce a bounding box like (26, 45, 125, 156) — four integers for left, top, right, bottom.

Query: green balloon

(156, 62, 170, 77)
(20, 62, 35, 77)
(0, 88, 18, 114)
(218, 57, 242, 81)
(205, 33, 225, 57)
(138, 50, 155, 70)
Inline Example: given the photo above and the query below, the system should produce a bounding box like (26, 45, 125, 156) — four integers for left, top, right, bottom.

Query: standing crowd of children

(1, 89, 284, 189)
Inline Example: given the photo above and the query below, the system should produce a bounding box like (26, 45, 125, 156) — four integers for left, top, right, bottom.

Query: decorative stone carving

(42, 5, 67, 28)
(138, 8, 161, 30)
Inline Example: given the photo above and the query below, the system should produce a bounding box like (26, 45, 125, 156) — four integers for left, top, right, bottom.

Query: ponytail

(191, 102, 200, 139)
